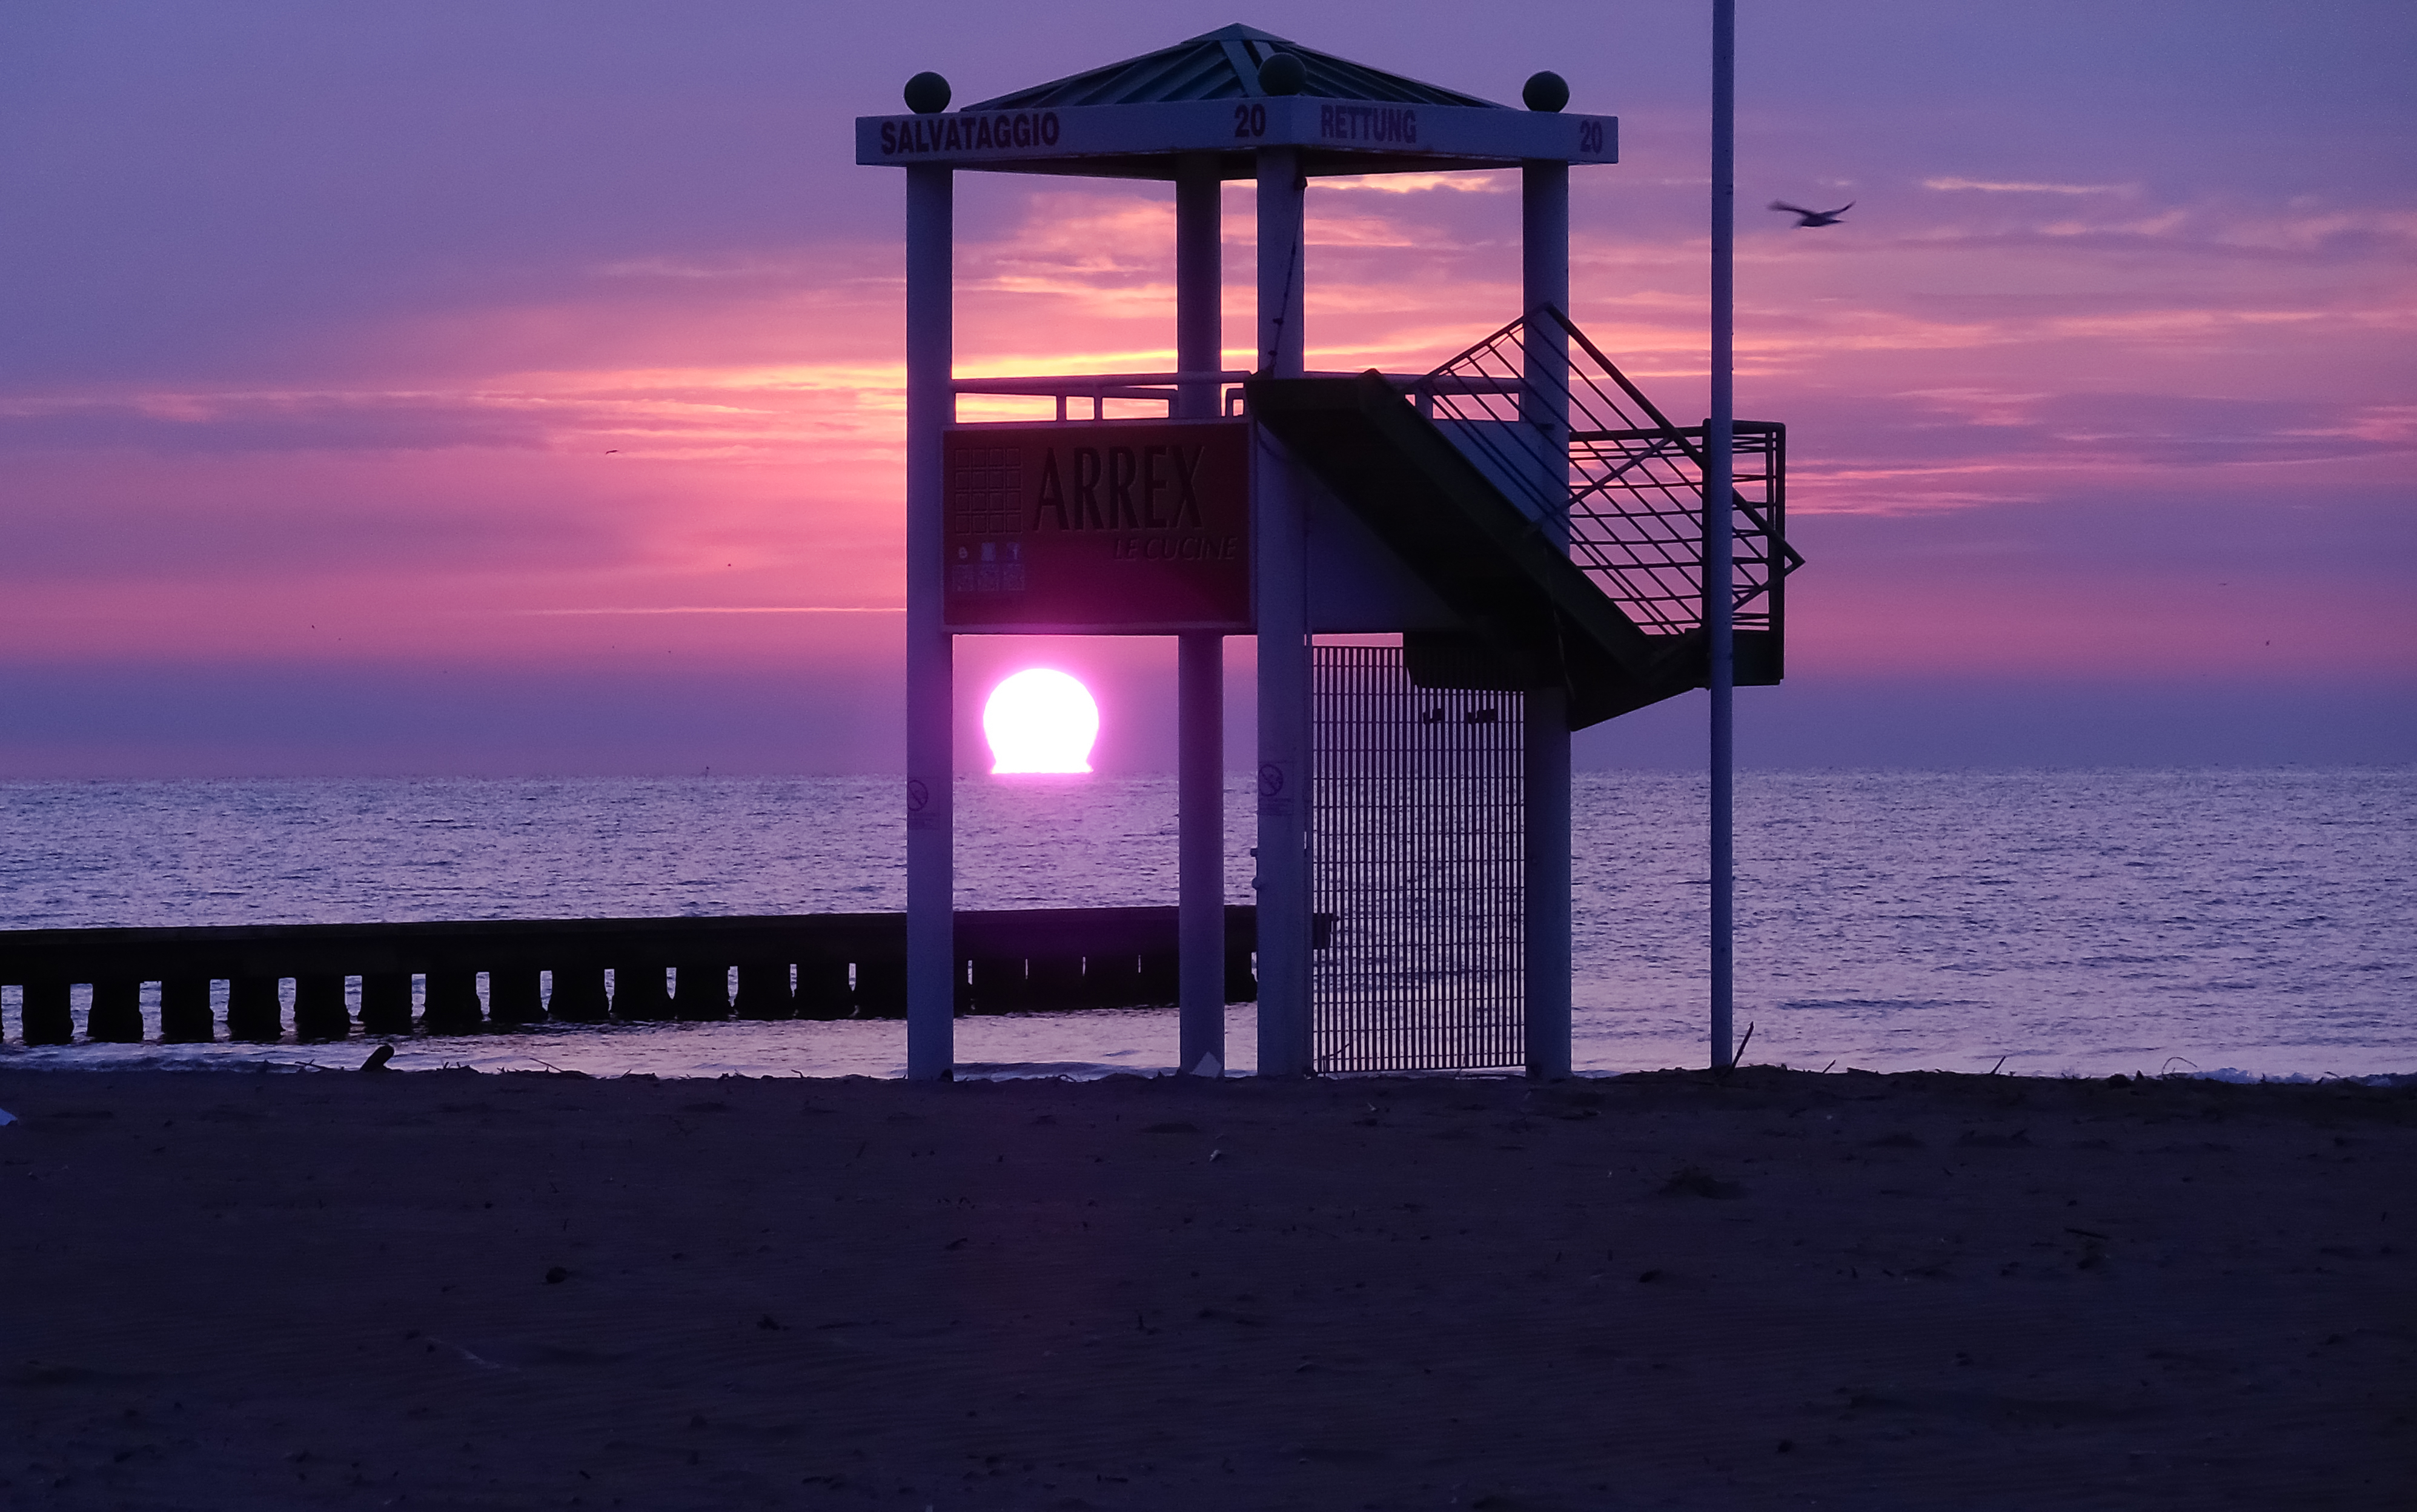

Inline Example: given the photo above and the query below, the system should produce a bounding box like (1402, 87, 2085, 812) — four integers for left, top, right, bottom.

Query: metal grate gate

(1310, 644, 1525, 1072)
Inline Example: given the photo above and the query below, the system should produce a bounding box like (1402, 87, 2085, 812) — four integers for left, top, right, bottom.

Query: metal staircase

(1247, 307, 1800, 727)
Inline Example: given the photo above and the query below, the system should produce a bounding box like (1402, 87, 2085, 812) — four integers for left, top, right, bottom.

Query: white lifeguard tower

(857, 24, 1795, 1080)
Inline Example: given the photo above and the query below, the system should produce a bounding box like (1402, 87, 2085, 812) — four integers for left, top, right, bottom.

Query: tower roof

(963, 23, 1502, 112)
(858, 22, 1614, 180)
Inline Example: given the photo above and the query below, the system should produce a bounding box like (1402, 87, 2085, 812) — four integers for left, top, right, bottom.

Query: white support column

(1522, 160, 1571, 429)
(904, 162, 955, 1080)
(1175, 153, 1227, 1076)
(1256, 149, 1305, 377)
(1176, 153, 1223, 420)
(1253, 146, 1311, 1077)
(1178, 632, 1225, 1072)
(1522, 158, 1574, 1078)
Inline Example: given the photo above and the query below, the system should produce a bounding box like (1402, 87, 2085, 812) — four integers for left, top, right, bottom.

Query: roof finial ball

(1258, 51, 1308, 96)
(1522, 70, 1570, 113)
(903, 71, 951, 114)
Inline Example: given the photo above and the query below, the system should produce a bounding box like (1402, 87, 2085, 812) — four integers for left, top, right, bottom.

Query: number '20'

(1577, 119, 1605, 154)
(1233, 103, 1268, 138)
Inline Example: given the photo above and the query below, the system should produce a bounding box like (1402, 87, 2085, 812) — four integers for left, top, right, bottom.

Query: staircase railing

(1409, 307, 1801, 639)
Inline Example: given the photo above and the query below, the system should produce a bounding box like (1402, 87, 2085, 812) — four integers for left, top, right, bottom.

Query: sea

(1, 768, 2409, 1083)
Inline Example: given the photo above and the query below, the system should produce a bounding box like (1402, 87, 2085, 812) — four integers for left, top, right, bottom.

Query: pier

(0, 906, 1259, 1044)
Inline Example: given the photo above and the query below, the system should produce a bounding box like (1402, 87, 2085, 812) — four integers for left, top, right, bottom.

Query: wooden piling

(1027, 954, 1084, 1011)
(612, 965, 672, 1020)
(1225, 946, 1258, 1004)
(88, 978, 145, 1043)
(546, 966, 609, 1023)
(359, 973, 414, 1034)
(487, 967, 545, 1026)
(854, 958, 907, 1018)
(1086, 953, 1144, 1007)
(1138, 948, 1181, 1006)
(732, 963, 793, 1020)
(673, 963, 729, 1021)
(794, 960, 851, 1020)
(161, 976, 214, 1041)
(227, 975, 283, 1041)
(420, 970, 483, 1034)
(293, 973, 351, 1040)
(966, 955, 1026, 1014)
(21, 979, 73, 1044)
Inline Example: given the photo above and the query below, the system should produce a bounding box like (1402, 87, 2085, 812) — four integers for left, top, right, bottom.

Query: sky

(1, 0, 2410, 775)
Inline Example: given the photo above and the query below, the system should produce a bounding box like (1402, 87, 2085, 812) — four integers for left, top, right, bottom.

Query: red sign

(943, 420, 1252, 633)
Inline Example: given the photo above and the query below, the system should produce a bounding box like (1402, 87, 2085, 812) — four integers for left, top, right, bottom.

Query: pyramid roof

(963, 24, 1501, 111)
(857, 23, 1616, 181)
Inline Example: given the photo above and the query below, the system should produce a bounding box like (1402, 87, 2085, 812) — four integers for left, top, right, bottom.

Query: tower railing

(950, 370, 1255, 420)
(1410, 307, 1800, 639)
(946, 315, 1799, 646)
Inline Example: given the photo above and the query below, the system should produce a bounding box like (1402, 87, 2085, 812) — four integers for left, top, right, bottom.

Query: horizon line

(511, 606, 906, 616)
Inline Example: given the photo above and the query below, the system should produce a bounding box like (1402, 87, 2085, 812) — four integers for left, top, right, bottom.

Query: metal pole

(904, 162, 955, 1080)
(1175, 153, 1227, 1076)
(1708, 1, 1737, 1072)
(1254, 145, 1311, 1077)
(1521, 158, 1573, 1079)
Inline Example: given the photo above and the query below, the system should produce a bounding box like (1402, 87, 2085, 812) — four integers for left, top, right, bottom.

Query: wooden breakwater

(0, 906, 1259, 1045)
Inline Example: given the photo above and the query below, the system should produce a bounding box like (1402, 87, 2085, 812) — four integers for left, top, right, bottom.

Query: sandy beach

(1, 1064, 2409, 1510)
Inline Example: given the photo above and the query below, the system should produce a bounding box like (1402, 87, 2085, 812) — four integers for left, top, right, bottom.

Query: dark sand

(1, 1065, 2410, 1510)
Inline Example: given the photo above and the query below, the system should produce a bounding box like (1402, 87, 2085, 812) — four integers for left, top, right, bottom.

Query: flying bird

(1769, 199, 1853, 227)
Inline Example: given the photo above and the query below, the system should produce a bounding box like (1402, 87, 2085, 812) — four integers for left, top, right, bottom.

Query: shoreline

(4, 1006, 2408, 1087)
(3, 1047, 2415, 1088)
(3, 1065, 2410, 1508)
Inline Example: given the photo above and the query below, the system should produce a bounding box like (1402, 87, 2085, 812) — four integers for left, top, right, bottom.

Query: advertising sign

(943, 420, 1252, 633)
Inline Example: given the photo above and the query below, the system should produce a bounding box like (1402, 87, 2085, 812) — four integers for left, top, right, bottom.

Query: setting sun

(983, 668, 1099, 774)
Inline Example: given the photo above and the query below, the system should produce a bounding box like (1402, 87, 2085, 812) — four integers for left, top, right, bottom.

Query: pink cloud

(5, 2, 2410, 775)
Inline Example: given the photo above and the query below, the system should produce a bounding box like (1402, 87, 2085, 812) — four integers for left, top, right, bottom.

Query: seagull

(1770, 199, 1853, 227)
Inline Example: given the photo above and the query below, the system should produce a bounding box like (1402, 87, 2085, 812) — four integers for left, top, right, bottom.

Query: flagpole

(1708, 0, 1737, 1071)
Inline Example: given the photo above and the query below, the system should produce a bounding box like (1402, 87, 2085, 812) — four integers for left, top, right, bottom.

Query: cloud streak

(1924, 176, 2133, 196)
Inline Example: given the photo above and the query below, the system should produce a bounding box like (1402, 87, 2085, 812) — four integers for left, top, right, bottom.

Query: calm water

(1, 769, 2409, 1080)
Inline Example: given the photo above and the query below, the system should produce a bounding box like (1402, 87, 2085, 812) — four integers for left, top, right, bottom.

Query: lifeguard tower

(856, 24, 1797, 1080)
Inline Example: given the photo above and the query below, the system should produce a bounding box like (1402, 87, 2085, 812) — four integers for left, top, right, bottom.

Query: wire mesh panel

(1311, 644, 1524, 1073)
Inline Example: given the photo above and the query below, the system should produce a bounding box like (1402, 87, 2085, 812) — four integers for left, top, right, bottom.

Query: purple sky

(2, 1, 2410, 775)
